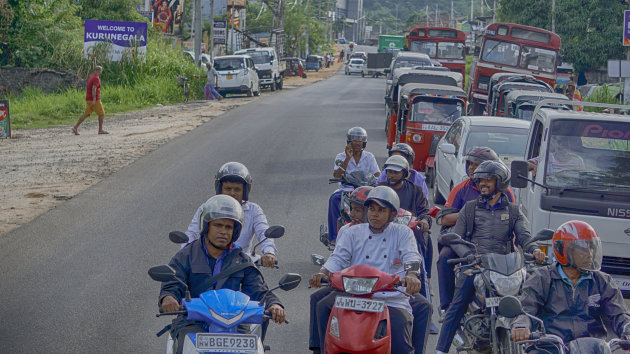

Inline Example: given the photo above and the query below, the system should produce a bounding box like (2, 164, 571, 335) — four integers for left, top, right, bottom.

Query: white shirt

(333, 150, 380, 191)
(323, 223, 421, 314)
(185, 201, 277, 255)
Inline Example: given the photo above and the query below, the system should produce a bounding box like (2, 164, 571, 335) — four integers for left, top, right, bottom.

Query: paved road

(0, 56, 450, 352)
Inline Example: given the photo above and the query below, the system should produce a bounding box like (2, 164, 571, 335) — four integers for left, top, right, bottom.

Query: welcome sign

(84, 20, 148, 62)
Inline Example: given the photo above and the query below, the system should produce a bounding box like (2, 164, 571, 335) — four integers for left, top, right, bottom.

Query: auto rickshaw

(483, 73, 537, 113)
(282, 57, 307, 78)
(305, 55, 321, 71)
(488, 81, 552, 116)
(385, 69, 462, 148)
(504, 91, 570, 120)
(395, 83, 467, 173)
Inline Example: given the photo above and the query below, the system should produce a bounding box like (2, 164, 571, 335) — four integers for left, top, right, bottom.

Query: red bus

(468, 22, 561, 114)
(405, 27, 467, 77)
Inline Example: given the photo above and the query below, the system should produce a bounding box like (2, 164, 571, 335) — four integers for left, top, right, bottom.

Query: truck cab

(234, 47, 284, 91)
(510, 104, 630, 297)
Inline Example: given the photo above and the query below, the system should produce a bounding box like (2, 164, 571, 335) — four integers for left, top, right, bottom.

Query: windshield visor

(410, 98, 462, 123)
(567, 238, 602, 271)
(480, 252, 524, 276)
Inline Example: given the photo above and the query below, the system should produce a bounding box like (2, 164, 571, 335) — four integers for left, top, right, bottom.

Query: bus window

(482, 39, 519, 67)
(519, 46, 556, 73)
(511, 28, 551, 44)
(409, 41, 436, 57)
(438, 42, 465, 59)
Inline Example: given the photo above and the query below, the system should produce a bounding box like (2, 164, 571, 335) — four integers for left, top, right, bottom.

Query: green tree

(78, 0, 145, 22)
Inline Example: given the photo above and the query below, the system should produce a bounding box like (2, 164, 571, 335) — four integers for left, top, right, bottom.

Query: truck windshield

(242, 51, 271, 64)
(482, 39, 519, 67)
(214, 58, 245, 71)
(410, 99, 462, 124)
(543, 120, 630, 193)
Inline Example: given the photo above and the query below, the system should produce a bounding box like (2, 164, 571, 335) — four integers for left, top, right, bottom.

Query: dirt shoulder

(0, 63, 341, 236)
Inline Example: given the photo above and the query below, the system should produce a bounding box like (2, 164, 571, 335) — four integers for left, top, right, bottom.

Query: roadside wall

(585, 67, 618, 85)
(0, 67, 85, 95)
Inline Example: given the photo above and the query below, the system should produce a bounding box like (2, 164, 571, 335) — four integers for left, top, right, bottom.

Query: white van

(214, 55, 260, 97)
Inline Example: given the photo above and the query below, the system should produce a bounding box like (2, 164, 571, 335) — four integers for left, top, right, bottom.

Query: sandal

(72, 128, 79, 135)
(98, 130, 109, 135)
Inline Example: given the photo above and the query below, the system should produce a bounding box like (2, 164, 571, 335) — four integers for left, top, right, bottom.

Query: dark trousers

(410, 294, 432, 354)
(327, 190, 342, 242)
(312, 290, 415, 354)
(437, 246, 458, 310)
(436, 273, 476, 352)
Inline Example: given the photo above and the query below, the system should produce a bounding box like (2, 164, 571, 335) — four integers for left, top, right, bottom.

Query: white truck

(234, 47, 285, 91)
(509, 100, 630, 297)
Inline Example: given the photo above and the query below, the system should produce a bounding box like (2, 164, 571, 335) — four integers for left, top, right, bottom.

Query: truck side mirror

(510, 160, 529, 188)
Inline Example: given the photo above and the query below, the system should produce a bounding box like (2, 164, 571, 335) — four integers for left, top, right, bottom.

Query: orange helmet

(552, 220, 602, 271)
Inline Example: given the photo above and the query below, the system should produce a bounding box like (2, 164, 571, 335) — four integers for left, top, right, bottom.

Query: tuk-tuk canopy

(306, 55, 320, 62)
(487, 73, 539, 104)
(494, 80, 552, 94)
(505, 90, 569, 104)
(393, 68, 462, 88)
(400, 83, 466, 106)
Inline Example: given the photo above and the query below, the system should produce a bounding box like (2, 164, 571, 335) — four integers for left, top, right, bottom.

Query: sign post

(0, 100, 10, 138)
(213, 20, 227, 45)
(84, 20, 148, 62)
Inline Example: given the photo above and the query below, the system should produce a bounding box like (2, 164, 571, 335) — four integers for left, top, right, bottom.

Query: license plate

(196, 333, 258, 352)
(613, 275, 630, 292)
(421, 124, 450, 132)
(485, 297, 501, 308)
(226, 74, 233, 80)
(334, 296, 385, 313)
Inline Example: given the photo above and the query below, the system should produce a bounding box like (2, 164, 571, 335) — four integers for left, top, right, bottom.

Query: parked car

(214, 55, 261, 97)
(345, 58, 367, 76)
(432, 116, 531, 203)
(350, 51, 367, 61)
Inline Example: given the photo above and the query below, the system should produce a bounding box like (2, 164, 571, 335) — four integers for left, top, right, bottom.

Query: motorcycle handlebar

(156, 310, 187, 317)
(264, 311, 289, 324)
(447, 255, 476, 265)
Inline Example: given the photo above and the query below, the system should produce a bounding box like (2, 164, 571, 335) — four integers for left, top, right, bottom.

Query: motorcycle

(497, 295, 630, 354)
(320, 167, 377, 250)
(317, 262, 420, 354)
(445, 229, 554, 353)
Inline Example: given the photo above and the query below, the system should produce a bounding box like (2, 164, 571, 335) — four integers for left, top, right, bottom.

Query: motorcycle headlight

(342, 277, 378, 295)
(489, 269, 525, 296)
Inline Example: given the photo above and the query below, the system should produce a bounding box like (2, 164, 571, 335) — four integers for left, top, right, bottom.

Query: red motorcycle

(323, 264, 415, 354)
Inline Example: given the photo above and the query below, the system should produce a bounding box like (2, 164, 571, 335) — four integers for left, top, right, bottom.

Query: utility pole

(551, 0, 556, 32)
(435, 5, 438, 27)
(210, 0, 215, 58)
(470, 0, 473, 21)
(426, 5, 429, 26)
(194, 0, 202, 63)
(450, 1, 454, 28)
(493, 0, 496, 22)
(480, 0, 484, 17)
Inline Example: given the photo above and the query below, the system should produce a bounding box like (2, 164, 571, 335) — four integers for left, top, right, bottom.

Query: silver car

(345, 58, 367, 77)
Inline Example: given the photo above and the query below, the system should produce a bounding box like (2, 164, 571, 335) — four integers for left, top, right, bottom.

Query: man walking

(204, 62, 223, 101)
(72, 65, 108, 135)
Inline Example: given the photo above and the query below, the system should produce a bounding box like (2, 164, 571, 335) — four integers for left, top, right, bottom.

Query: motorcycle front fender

(325, 307, 391, 354)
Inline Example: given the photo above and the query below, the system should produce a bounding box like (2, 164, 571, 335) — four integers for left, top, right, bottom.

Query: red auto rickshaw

(385, 69, 462, 149)
(282, 57, 307, 78)
(395, 83, 467, 173)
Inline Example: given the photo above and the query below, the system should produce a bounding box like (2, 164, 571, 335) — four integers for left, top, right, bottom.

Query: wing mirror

(526, 228, 554, 247)
(148, 264, 177, 282)
(438, 143, 456, 155)
(311, 254, 326, 266)
(169, 231, 189, 244)
(404, 261, 420, 272)
(510, 160, 529, 188)
(277, 273, 302, 291)
(264, 225, 285, 239)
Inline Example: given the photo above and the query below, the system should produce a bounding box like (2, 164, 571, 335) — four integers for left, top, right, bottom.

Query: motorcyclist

(328, 127, 381, 244)
(436, 146, 515, 312)
(310, 186, 427, 354)
(376, 143, 429, 197)
(159, 195, 286, 354)
(184, 162, 277, 268)
(435, 161, 545, 354)
(512, 220, 630, 352)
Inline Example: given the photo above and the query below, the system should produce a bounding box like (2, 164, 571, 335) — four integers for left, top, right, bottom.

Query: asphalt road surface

(0, 57, 450, 352)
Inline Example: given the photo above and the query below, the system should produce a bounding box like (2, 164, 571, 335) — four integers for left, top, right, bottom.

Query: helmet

(348, 186, 374, 206)
(214, 162, 253, 201)
(364, 186, 400, 211)
(347, 126, 368, 148)
(389, 143, 415, 166)
(465, 146, 499, 172)
(383, 155, 409, 179)
(198, 194, 245, 244)
(472, 160, 510, 192)
(552, 220, 602, 271)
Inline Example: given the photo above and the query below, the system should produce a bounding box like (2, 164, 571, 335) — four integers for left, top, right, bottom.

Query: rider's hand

(161, 295, 180, 313)
(267, 304, 286, 323)
(419, 219, 430, 232)
(345, 143, 354, 156)
(309, 272, 328, 288)
(402, 274, 422, 295)
(533, 249, 546, 264)
(512, 327, 531, 342)
(261, 253, 276, 268)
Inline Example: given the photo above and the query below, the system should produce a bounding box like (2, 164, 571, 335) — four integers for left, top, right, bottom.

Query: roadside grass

(584, 84, 621, 112)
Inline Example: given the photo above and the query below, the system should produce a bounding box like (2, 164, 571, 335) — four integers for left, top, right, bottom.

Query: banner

(84, 20, 148, 62)
(625, 10, 630, 46)
(0, 100, 10, 138)
(151, 0, 184, 34)
(213, 20, 227, 44)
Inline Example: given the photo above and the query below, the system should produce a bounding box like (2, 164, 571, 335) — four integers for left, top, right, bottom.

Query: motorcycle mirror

(510, 160, 529, 188)
(148, 265, 177, 282)
(278, 273, 302, 291)
(532, 228, 554, 243)
(264, 225, 285, 239)
(169, 231, 189, 244)
(497, 296, 523, 318)
(311, 254, 325, 266)
(404, 261, 420, 272)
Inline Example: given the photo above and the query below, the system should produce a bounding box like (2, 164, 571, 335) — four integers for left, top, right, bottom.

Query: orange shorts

(84, 100, 105, 116)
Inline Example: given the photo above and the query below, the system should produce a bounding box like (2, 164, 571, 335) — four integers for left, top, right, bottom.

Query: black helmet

(198, 195, 245, 244)
(472, 160, 511, 192)
(465, 146, 499, 166)
(383, 155, 409, 179)
(389, 143, 415, 166)
(364, 186, 400, 211)
(347, 126, 368, 148)
(214, 162, 253, 201)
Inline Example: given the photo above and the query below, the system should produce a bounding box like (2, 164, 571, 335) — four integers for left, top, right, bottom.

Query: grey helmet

(347, 126, 368, 148)
(383, 155, 410, 179)
(197, 194, 245, 243)
(364, 186, 400, 211)
(472, 160, 511, 192)
(214, 162, 253, 201)
(389, 143, 415, 166)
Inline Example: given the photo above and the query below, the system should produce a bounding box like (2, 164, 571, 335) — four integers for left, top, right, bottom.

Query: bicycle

(177, 75, 190, 102)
